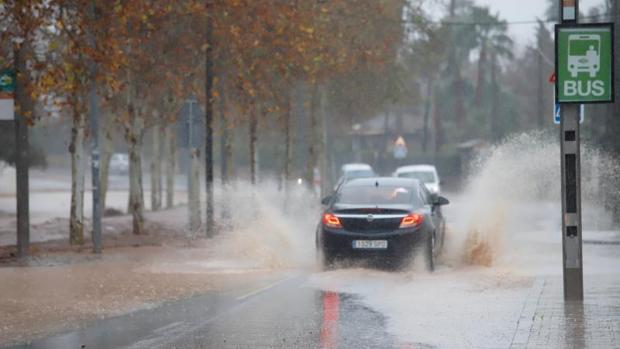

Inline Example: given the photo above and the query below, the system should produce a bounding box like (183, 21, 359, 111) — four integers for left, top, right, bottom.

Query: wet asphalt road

(6, 274, 421, 349)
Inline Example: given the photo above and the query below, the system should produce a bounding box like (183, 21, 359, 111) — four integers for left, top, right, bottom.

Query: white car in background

(394, 164, 441, 194)
(334, 163, 376, 190)
(109, 153, 129, 175)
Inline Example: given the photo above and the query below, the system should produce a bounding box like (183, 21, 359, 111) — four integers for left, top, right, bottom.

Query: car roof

(395, 164, 437, 173)
(342, 163, 373, 172)
(342, 177, 420, 188)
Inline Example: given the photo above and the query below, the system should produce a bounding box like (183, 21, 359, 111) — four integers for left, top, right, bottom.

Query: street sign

(554, 103, 584, 124)
(561, 0, 576, 21)
(555, 24, 614, 103)
(177, 97, 205, 151)
(0, 68, 15, 121)
(393, 136, 408, 159)
(0, 69, 15, 94)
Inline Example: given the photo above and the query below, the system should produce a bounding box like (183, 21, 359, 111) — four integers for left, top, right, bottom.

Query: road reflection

(563, 302, 586, 349)
(6, 276, 415, 349)
(320, 291, 340, 349)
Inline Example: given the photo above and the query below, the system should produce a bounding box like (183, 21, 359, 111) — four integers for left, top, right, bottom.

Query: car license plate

(352, 240, 388, 249)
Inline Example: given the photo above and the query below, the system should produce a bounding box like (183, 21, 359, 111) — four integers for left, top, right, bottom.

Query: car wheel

(316, 237, 334, 271)
(318, 248, 335, 271)
(438, 220, 446, 254)
(424, 232, 435, 272)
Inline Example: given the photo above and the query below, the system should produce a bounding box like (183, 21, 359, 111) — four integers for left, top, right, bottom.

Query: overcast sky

(475, 0, 606, 47)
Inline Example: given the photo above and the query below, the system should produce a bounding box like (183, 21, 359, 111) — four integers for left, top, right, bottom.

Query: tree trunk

(99, 112, 113, 212)
(219, 83, 229, 185)
(13, 42, 31, 257)
(318, 86, 330, 198)
(283, 92, 292, 183)
(380, 109, 391, 172)
(69, 111, 87, 245)
(536, 43, 544, 129)
(433, 92, 443, 153)
(126, 114, 145, 235)
(205, 16, 216, 238)
(448, 0, 465, 132)
(422, 77, 433, 153)
(219, 99, 233, 223)
(454, 75, 466, 131)
(164, 123, 176, 209)
(305, 84, 319, 192)
(150, 115, 162, 211)
(224, 121, 235, 178)
(188, 148, 201, 232)
(249, 106, 258, 185)
(490, 53, 499, 141)
(100, 151, 111, 212)
(474, 44, 487, 106)
(280, 92, 293, 206)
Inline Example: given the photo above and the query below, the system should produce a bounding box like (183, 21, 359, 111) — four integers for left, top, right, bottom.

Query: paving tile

(511, 275, 620, 349)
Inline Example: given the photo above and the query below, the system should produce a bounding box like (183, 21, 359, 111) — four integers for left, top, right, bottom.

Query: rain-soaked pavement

(7, 274, 417, 349)
(5, 237, 620, 349)
(7, 246, 620, 349)
(4, 234, 620, 348)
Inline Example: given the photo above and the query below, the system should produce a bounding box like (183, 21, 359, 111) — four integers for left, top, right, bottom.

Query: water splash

(446, 131, 620, 267)
(209, 180, 320, 270)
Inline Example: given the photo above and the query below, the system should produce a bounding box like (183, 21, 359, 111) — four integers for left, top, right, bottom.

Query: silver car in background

(109, 153, 129, 175)
(334, 163, 376, 190)
(394, 164, 441, 194)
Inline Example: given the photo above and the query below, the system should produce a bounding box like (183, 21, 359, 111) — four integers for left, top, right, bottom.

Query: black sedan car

(316, 177, 449, 270)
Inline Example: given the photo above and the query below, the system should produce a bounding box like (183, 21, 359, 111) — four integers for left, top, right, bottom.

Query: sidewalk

(511, 274, 620, 349)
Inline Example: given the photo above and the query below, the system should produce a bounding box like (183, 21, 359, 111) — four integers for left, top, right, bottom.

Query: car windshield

(345, 170, 374, 179)
(335, 185, 422, 206)
(398, 171, 436, 183)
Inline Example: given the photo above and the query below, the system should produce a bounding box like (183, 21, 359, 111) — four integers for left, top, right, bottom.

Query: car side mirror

(321, 196, 332, 205)
(433, 196, 450, 206)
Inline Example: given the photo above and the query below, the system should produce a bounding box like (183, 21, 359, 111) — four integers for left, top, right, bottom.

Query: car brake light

(322, 213, 342, 228)
(400, 213, 423, 228)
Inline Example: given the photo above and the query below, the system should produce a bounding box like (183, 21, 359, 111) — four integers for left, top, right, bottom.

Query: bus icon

(0, 74, 12, 87)
(568, 34, 601, 78)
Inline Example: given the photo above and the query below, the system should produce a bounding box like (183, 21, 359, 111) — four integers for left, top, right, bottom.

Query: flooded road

(7, 274, 407, 349)
(3, 199, 620, 349)
(5, 185, 620, 349)
(7, 233, 620, 349)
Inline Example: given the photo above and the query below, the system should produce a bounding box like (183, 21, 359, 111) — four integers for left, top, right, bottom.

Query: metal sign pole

(559, 0, 584, 301)
(185, 99, 193, 191)
(12, 46, 30, 258)
(188, 99, 194, 149)
(88, 1, 101, 254)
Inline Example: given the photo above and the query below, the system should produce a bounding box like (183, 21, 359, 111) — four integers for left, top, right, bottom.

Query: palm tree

(461, 7, 513, 141)
(444, 0, 475, 132)
(468, 7, 513, 108)
(402, 25, 446, 152)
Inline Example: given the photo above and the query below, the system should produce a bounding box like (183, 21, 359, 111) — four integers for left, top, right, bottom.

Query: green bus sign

(0, 68, 15, 120)
(556, 24, 614, 103)
(0, 69, 15, 96)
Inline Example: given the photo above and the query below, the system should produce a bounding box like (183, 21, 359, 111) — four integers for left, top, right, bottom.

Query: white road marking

(236, 276, 295, 301)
